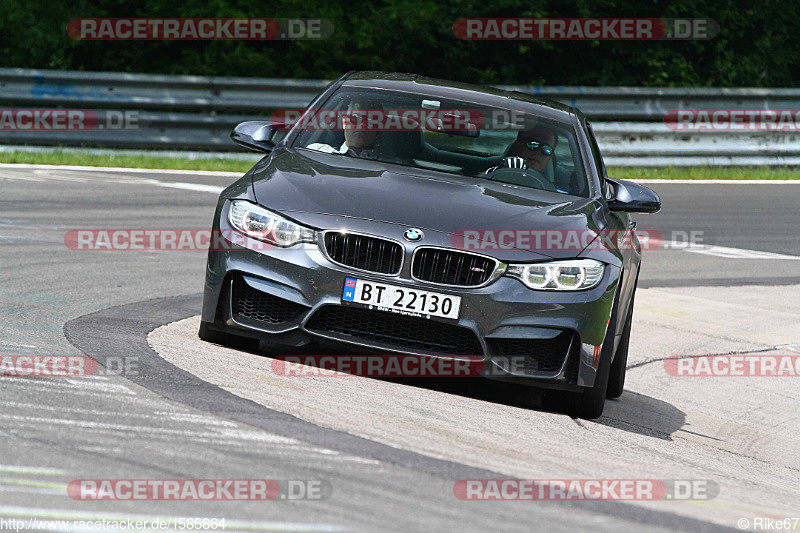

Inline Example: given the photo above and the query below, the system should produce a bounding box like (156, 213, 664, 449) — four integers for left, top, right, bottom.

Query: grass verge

(608, 166, 800, 180)
(0, 151, 256, 172)
(0, 151, 799, 179)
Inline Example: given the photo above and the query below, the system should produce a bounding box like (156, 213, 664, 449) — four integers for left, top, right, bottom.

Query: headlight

(228, 200, 315, 247)
(506, 259, 605, 291)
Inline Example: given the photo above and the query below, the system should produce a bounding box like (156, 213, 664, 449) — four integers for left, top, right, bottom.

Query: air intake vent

(323, 232, 403, 275)
(231, 276, 308, 325)
(488, 331, 575, 375)
(306, 305, 483, 355)
(412, 248, 496, 286)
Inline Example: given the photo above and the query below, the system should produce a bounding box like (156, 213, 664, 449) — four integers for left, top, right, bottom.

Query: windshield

(289, 87, 590, 198)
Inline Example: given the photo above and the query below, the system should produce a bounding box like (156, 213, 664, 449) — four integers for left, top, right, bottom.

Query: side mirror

(231, 121, 277, 153)
(605, 178, 661, 213)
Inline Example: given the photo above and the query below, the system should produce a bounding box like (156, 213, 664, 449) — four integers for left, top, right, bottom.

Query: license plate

(342, 277, 461, 320)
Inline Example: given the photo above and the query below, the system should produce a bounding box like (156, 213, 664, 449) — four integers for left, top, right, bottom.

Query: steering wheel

(484, 167, 558, 193)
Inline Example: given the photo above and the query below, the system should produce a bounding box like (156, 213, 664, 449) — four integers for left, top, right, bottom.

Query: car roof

(341, 71, 578, 123)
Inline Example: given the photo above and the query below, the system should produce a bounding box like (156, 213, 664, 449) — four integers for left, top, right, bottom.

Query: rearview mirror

(425, 112, 480, 137)
(606, 178, 661, 213)
(231, 121, 277, 153)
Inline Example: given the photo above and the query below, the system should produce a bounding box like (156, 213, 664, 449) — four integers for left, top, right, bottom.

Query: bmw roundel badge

(403, 228, 424, 241)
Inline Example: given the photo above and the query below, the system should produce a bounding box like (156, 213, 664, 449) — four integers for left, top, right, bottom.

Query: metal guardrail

(591, 122, 800, 166)
(502, 85, 800, 121)
(2, 67, 799, 166)
(0, 68, 329, 111)
(0, 110, 252, 151)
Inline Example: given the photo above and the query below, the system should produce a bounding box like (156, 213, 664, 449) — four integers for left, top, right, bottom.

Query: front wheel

(566, 333, 614, 419)
(606, 297, 634, 399)
(543, 316, 616, 419)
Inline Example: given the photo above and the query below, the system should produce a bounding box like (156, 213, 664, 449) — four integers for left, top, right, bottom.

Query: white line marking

(0, 163, 241, 177)
(64, 379, 136, 394)
(777, 344, 800, 353)
(154, 182, 225, 193)
(310, 449, 382, 465)
(0, 401, 236, 428)
(153, 411, 240, 426)
(0, 378, 136, 397)
(0, 410, 380, 464)
(0, 413, 297, 443)
(75, 445, 123, 454)
(5, 166, 229, 194)
(676, 243, 800, 260)
(9, 165, 796, 261)
(1, 342, 38, 349)
(0, 144, 261, 162)
(0, 486, 65, 496)
(0, 465, 66, 475)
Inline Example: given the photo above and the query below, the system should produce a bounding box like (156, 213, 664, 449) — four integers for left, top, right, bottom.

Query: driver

(482, 126, 557, 176)
(306, 96, 408, 164)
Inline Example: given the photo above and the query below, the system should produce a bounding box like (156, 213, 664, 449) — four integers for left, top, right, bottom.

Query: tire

(606, 298, 633, 399)
(567, 333, 613, 419)
(607, 274, 638, 399)
(559, 293, 621, 419)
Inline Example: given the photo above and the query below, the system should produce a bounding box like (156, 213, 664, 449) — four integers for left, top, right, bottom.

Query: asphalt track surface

(1, 164, 799, 532)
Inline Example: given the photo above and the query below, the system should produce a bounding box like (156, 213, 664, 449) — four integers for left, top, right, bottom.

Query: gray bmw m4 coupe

(199, 72, 661, 419)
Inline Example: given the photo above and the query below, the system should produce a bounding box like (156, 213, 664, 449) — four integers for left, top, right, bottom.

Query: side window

(586, 123, 610, 198)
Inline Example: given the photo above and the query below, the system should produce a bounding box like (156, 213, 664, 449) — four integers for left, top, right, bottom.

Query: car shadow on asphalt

(378, 377, 687, 441)
(241, 338, 688, 441)
(596, 392, 688, 441)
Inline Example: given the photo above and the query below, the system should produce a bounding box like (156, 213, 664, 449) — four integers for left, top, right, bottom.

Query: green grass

(0, 151, 255, 172)
(0, 150, 799, 179)
(608, 166, 800, 180)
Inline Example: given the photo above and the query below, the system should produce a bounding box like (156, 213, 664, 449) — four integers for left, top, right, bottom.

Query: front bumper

(201, 223, 620, 391)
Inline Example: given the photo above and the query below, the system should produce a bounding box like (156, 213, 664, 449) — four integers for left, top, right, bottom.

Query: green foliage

(0, 150, 257, 172)
(0, 0, 796, 86)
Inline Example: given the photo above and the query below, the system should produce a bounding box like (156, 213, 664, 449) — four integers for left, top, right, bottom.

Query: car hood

(251, 148, 606, 259)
